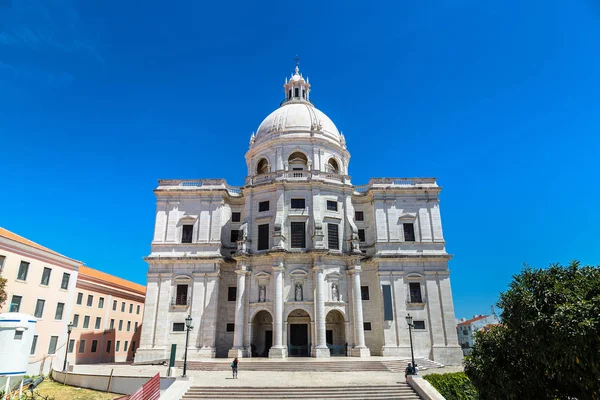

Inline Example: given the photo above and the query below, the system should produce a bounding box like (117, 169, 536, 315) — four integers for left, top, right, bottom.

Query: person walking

(231, 357, 239, 379)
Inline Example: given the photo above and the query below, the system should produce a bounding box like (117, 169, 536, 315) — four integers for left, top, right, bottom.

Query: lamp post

(405, 313, 416, 374)
(63, 322, 73, 372)
(182, 315, 193, 378)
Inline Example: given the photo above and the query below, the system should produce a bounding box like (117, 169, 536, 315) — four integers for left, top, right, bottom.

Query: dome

(254, 102, 341, 145)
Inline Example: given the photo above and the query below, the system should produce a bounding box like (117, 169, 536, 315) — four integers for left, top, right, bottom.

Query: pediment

(398, 214, 417, 220)
(254, 271, 271, 279)
(179, 215, 197, 223)
(289, 269, 309, 278)
(326, 271, 343, 281)
(405, 272, 424, 280)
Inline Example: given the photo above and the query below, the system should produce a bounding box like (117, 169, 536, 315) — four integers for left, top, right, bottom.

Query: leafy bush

(424, 372, 479, 400)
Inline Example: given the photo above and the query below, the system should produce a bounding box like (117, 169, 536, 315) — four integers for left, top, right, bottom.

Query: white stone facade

(135, 64, 463, 365)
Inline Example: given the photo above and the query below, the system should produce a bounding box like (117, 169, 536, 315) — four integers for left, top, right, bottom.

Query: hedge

(423, 372, 479, 400)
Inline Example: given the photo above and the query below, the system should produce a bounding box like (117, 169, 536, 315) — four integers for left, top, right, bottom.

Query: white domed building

(135, 64, 463, 365)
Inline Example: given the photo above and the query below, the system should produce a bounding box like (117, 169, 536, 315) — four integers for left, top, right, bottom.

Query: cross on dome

(282, 58, 311, 106)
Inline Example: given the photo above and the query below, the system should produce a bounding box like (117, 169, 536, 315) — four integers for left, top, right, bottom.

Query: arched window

(256, 158, 269, 175)
(326, 158, 339, 173)
(288, 152, 308, 172)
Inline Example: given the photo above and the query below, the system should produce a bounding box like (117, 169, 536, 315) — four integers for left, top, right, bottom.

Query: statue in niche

(295, 283, 303, 301)
(332, 283, 339, 301)
(258, 285, 266, 302)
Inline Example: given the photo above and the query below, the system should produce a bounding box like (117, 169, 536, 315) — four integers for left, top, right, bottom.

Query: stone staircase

(181, 384, 421, 399)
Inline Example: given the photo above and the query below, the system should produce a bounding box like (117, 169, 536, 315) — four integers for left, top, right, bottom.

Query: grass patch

(35, 380, 121, 400)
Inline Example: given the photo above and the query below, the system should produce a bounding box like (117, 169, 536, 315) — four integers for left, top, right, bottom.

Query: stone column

(312, 264, 329, 358)
(269, 261, 286, 358)
(198, 270, 220, 357)
(229, 265, 249, 358)
(350, 265, 370, 357)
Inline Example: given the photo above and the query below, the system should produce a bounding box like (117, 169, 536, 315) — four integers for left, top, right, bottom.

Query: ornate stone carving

(295, 283, 303, 301)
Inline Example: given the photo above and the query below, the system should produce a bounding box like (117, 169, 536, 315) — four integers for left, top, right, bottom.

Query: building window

(361, 286, 370, 301)
(230, 230, 239, 243)
(232, 212, 241, 222)
(78, 340, 86, 353)
(110, 319, 115, 330)
(355, 211, 364, 221)
(413, 320, 426, 330)
(87, 295, 93, 307)
(124, 341, 129, 352)
(135, 322, 139, 332)
(226, 323, 235, 332)
(68, 339, 75, 353)
(95, 317, 101, 329)
(403, 223, 416, 242)
(76, 293, 83, 305)
(113, 300, 117, 311)
(116, 341, 120, 352)
(73, 314, 79, 327)
(290, 222, 306, 248)
(34, 299, 45, 318)
(181, 224, 194, 243)
(40, 267, 51, 286)
(83, 316, 90, 329)
(175, 284, 188, 305)
(9, 295, 22, 312)
(127, 321, 131, 331)
(119, 320, 123, 331)
(291, 198, 305, 209)
(0, 255, 5, 273)
(228, 287, 237, 302)
(173, 323, 185, 332)
(121, 302, 125, 312)
(131, 341, 136, 352)
(48, 336, 58, 354)
(363, 322, 372, 331)
(136, 305, 140, 315)
(14, 331, 23, 340)
(61, 273, 70, 290)
(55, 302, 65, 320)
(258, 201, 270, 212)
(327, 224, 339, 250)
(326, 200, 338, 211)
(106, 340, 112, 353)
(91, 340, 98, 353)
(17, 261, 29, 281)
(409, 282, 423, 303)
(99, 297, 105, 308)
(30, 335, 38, 355)
(129, 303, 133, 314)
(358, 229, 366, 242)
(257, 224, 269, 250)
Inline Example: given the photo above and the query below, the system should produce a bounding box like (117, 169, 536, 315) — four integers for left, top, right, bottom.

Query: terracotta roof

(78, 266, 146, 294)
(0, 226, 81, 264)
(457, 315, 489, 326)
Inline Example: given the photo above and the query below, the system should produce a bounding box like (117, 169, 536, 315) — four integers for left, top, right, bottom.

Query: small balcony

(170, 295, 190, 308)
(406, 294, 427, 306)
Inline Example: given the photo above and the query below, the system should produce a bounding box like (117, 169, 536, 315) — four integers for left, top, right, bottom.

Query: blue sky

(1, 0, 599, 320)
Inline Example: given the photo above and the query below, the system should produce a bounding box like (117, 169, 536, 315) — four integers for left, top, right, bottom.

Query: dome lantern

(282, 57, 311, 105)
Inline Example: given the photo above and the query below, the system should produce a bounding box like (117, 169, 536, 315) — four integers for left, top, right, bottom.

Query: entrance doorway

(251, 310, 273, 357)
(326, 310, 346, 356)
(287, 309, 311, 357)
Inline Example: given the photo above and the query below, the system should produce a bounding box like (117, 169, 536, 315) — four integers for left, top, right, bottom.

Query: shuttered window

(257, 224, 269, 250)
(181, 225, 193, 243)
(290, 222, 306, 248)
(327, 224, 339, 250)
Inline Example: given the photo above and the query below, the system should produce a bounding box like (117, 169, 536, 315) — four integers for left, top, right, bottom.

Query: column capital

(235, 267, 250, 276)
(348, 265, 362, 274)
(272, 260, 285, 272)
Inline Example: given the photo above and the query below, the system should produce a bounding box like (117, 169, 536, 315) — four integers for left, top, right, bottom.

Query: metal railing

(406, 294, 427, 305)
(288, 344, 310, 357)
(327, 344, 346, 356)
(171, 295, 190, 307)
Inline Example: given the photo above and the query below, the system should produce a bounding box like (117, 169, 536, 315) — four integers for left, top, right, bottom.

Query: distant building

(456, 314, 500, 355)
(68, 266, 145, 365)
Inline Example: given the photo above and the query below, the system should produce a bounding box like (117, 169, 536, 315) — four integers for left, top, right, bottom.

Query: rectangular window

(257, 224, 269, 250)
(40, 267, 51, 286)
(230, 229, 239, 243)
(110, 319, 115, 330)
(99, 297, 104, 308)
(124, 341, 129, 352)
(327, 224, 339, 250)
(78, 340, 86, 353)
(135, 322, 139, 332)
(95, 317, 101, 329)
(176, 284, 188, 305)
(61, 273, 70, 290)
(409, 282, 423, 303)
(121, 302, 125, 312)
(226, 323, 235, 332)
(86, 295, 93, 307)
(83, 316, 90, 329)
(9, 295, 22, 312)
(290, 222, 306, 248)
(131, 341, 136, 352)
(129, 303, 133, 314)
(116, 341, 120, 352)
(358, 229, 366, 242)
(363, 322, 372, 331)
(48, 336, 58, 354)
(127, 321, 131, 331)
(119, 320, 123, 331)
(258, 201, 269, 212)
(414, 320, 426, 330)
(68, 339, 75, 353)
(173, 323, 185, 332)
(113, 300, 117, 311)
(106, 340, 112, 353)
(91, 340, 98, 353)
(14, 331, 23, 340)
(403, 223, 416, 242)
(34, 299, 45, 318)
(136, 305, 140, 315)
(355, 211, 364, 221)
(291, 198, 305, 209)
(76, 293, 83, 305)
(382, 285, 394, 321)
(181, 224, 194, 243)
(17, 261, 29, 281)
(30, 335, 38, 355)
(232, 212, 241, 222)
(228, 287, 237, 302)
(0, 255, 5, 273)
(55, 302, 64, 320)
(73, 314, 79, 327)
(326, 200, 338, 211)
(361, 286, 370, 301)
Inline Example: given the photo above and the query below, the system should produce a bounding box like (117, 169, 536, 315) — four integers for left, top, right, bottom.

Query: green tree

(464, 261, 600, 399)
(0, 273, 7, 308)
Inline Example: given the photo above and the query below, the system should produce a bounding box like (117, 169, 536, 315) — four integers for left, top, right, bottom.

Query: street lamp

(63, 322, 73, 372)
(182, 315, 193, 378)
(405, 313, 416, 374)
